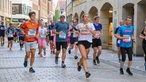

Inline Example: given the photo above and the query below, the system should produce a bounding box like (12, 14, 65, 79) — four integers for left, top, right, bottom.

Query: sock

(62, 61, 64, 63)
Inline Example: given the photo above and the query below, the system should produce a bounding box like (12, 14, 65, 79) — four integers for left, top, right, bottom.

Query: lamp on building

(109, 8, 113, 13)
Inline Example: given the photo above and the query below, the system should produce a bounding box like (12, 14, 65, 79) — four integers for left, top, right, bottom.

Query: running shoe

(77, 62, 82, 71)
(55, 57, 58, 64)
(119, 58, 121, 63)
(96, 56, 100, 64)
(68, 49, 71, 54)
(85, 72, 91, 78)
(93, 59, 97, 65)
(44, 52, 46, 56)
(126, 68, 133, 76)
(61, 63, 66, 68)
(120, 68, 124, 75)
(23, 61, 28, 67)
(74, 55, 78, 59)
(29, 67, 35, 73)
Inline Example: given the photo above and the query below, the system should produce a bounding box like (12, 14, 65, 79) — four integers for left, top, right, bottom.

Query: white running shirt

(76, 23, 95, 43)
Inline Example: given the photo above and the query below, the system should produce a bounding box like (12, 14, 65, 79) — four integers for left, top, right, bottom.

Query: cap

(60, 15, 65, 18)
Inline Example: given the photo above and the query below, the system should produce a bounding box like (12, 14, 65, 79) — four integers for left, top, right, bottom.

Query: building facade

(66, 0, 146, 56)
(0, 0, 12, 26)
(32, 0, 39, 20)
(12, 0, 32, 23)
(48, 0, 53, 21)
(38, 0, 48, 22)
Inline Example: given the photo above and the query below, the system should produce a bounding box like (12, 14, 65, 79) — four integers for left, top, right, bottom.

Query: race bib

(73, 33, 78, 38)
(80, 29, 90, 35)
(28, 29, 36, 37)
(123, 35, 131, 42)
(8, 33, 13, 37)
(59, 32, 66, 39)
(95, 31, 101, 39)
(117, 40, 120, 44)
(8, 30, 13, 37)
(0, 27, 3, 30)
(41, 33, 46, 38)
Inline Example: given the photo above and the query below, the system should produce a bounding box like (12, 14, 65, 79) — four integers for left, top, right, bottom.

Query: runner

(38, 20, 43, 55)
(38, 21, 48, 57)
(114, 20, 124, 63)
(67, 31, 71, 47)
(76, 14, 96, 78)
(115, 16, 135, 76)
(17, 24, 24, 50)
(92, 16, 103, 65)
(20, 11, 38, 73)
(52, 15, 70, 68)
(6, 23, 15, 51)
(68, 20, 79, 59)
(49, 21, 55, 54)
(0, 22, 6, 46)
(13, 27, 18, 42)
(139, 21, 146, 71)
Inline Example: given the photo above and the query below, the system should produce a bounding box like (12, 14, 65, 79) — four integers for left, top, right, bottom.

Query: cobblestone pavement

(0, 42, 146, 82)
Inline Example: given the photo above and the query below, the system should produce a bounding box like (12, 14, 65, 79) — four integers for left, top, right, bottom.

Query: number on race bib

(123, 35, 131, 42)
(41, 33, 46, 38)
(80, 29, 90, 35)
(73, 33, 78, 37)
(59, 32, 66, 39)
(28, 29, 36, 37)
(118, 40, 120, 44)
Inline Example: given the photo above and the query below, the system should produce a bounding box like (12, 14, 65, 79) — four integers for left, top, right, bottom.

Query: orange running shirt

(22, 21, 38, 42)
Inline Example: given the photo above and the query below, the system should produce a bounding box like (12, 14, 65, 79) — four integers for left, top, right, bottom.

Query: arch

(122, 3, 134, 24)
(134, 0, 146, 55)
(137, 0, 146, 28)
(73, 13, 79, 22)
(100, 2, 113, 49)
(80, 11, 85, 22)
(88, 6, 98, 22)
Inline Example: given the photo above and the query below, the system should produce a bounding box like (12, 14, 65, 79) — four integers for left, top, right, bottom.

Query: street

(0, 42, 146, 82)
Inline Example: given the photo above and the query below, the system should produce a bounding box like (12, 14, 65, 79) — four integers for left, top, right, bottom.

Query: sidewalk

(0, 42, 146, 82)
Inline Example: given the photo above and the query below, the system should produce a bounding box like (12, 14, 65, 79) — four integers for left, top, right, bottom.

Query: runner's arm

(139, 34, 145, 39)
(20, 27, 25, 35)
(139, 29, 145, 39)
(115, 34, 126, 40)
(52, 29, 61, 35)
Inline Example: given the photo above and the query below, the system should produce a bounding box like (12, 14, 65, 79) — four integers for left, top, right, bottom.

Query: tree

(53, 10, 60, 22)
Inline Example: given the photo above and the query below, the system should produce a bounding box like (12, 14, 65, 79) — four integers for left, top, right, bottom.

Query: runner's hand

(133, 39, 136, 44)
(122, 36, 128, 39)
(58, 31, 62, 35)
(25, 34, 29, 38)
(94, 34, 100, 39)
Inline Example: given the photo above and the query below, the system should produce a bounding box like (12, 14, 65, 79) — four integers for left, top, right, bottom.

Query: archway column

(112, 8, 119, 51)
(134, 2, 146, 56)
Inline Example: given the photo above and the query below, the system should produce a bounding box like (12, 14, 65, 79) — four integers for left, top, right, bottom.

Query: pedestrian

(52, 15, 70, 68)
(6, 23, 15, 51)
(92, 16, 103, 65)
(38, 20, 43, 55)
(0, 22, 6, 46)
(49, 21, 55, 54)
(20, 11, 38, 73)
(13, 26, 18, 42)
(67, 31, 71, 47)
(115, 16, 135, 76)
(68, 20, 79, 59)
(17, 24, 24, 50)
(139, 21, 146, 71)
(38, 21, 48, 57)
(76, 14, 96, 78)
(114, 20, 124, 63)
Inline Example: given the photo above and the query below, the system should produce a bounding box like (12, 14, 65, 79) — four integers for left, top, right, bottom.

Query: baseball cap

(60, 15, 65, 18)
